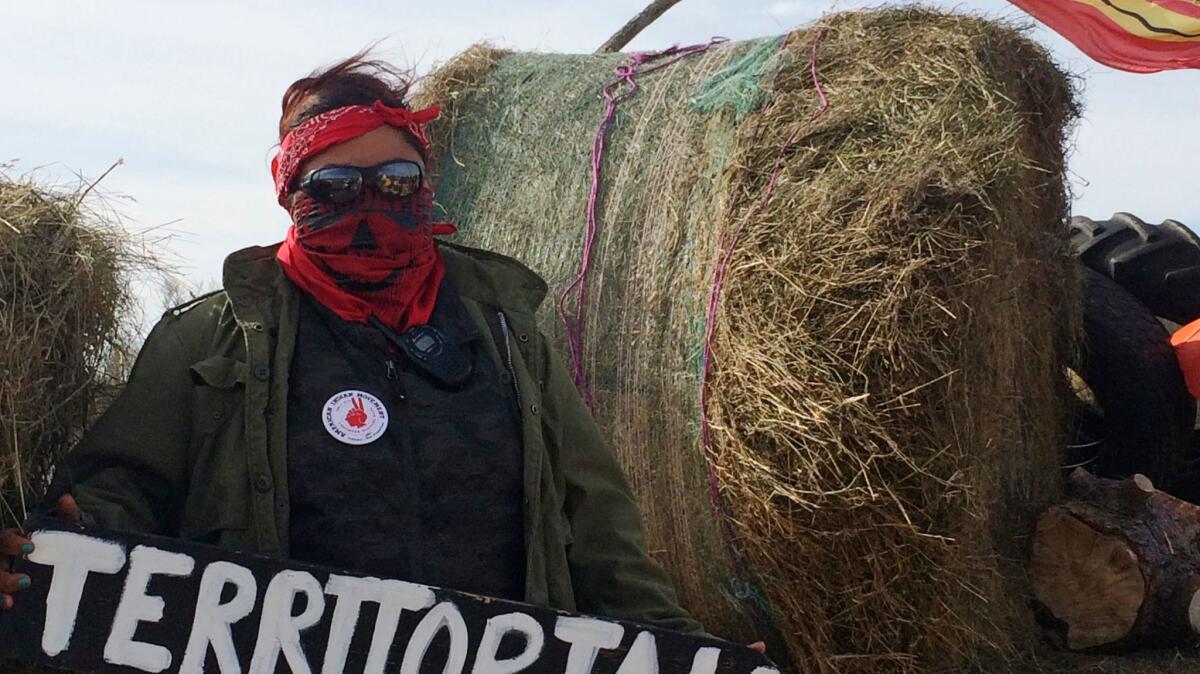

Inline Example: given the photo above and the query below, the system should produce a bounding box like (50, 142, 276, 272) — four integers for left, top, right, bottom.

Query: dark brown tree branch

(596, 0, 687, 53)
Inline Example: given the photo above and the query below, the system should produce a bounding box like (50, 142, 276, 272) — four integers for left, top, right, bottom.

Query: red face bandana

(272, 101, 454, 332)
(277, 186, 456, 331)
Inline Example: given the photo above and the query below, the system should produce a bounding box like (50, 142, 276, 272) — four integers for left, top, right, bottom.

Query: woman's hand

(0, 529, 32, 610)
(748, 641, 766, 654)
(0, 495, 82, 609)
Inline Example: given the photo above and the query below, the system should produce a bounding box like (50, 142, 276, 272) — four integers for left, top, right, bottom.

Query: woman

(0, 54, 703, 635)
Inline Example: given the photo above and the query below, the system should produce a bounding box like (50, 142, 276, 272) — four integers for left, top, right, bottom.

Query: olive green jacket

(60, 240, 702, 634)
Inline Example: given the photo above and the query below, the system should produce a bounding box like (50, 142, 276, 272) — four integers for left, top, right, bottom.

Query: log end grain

(1031, 508, 1146, 650)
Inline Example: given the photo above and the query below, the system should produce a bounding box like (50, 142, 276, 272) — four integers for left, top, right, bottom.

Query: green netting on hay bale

(417, 34, 765, 645)
(417, 8, 1079, 672)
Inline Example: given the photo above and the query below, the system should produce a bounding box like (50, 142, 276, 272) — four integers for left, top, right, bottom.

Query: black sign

(0, 518, 779, 674)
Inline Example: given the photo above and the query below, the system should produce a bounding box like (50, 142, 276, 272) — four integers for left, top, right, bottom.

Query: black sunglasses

(296, 160, 424, 204)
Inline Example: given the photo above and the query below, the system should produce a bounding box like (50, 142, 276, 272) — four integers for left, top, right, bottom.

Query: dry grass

(0, 171, 149, 531)
(413, 43, 511, 187)
(707, 11, 1079, 672)
(414, 6, 1104, 672)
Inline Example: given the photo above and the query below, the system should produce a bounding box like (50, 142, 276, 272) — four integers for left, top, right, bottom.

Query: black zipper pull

(385, 358, 407, 401)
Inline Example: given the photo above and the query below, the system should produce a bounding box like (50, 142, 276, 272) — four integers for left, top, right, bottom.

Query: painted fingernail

(20, 544, 33, 554)
(18, 577, 30, 589)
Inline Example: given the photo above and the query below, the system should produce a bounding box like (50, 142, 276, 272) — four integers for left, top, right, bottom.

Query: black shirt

(285, 286, 526, 600)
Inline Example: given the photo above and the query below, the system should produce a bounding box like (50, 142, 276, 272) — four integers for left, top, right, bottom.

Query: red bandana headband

(271, 100, 440, 205)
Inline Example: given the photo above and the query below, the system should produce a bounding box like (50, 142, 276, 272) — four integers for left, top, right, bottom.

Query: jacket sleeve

(49, 317, 193, 535)
(539, 335, 705, 635)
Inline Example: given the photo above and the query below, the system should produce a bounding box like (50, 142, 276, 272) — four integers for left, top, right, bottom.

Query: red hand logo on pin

(345, 397, 369, 428)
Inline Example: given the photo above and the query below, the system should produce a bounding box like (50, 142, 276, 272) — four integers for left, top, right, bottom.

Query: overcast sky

(4, 0, 1198, 317)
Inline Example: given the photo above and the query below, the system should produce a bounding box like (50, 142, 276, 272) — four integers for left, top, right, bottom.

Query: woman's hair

(278, 48, 427, 160)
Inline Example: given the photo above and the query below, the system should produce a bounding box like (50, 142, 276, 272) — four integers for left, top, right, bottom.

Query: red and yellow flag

(1008, 0, 1200, 72)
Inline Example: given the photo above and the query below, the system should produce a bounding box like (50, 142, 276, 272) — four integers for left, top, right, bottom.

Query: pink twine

(559, 37, 729, 410)
(699, 29, 830, 535)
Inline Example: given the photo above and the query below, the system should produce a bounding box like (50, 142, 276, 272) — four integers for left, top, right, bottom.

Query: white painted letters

(28, 531, 127, 657)
(554, 616, 625, 674)
(400, 601, 470, 674)
(321, 575, 377, 674)
(18, 528, 763, 674)
(359, 579, 437, 674)
(321, 575, 436, 674)
(248, 570, 326, 674)
(472, 612, 545, 674)
(1189, 587, 1200, 634)
(687, 647, 721, 674)
(179, 561, 258, 674)
(615, 632, 659, 674)
(104, 545, 196, 672)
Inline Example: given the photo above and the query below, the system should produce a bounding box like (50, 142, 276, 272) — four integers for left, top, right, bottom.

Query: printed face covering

(277, 183, 456, 332)
(273, 102, 453, 332)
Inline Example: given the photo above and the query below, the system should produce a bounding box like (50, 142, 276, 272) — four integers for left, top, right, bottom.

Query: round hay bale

(0, 174, 146, 532)
(415, 8, 1079, 672)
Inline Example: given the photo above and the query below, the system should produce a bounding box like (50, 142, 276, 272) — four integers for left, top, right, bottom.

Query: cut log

(1030, 468, 1200, 651)
(1031, 509, 1145, 648)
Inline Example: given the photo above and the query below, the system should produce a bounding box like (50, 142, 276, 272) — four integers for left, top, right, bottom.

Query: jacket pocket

(182, 356, 251, 540)
(190, 355, 247, 389)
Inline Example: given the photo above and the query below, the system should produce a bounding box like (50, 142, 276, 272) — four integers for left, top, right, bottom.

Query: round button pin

(322, 390, 389, 446)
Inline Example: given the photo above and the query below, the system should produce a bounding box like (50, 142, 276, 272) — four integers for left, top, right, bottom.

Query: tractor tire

(1070, 212, 1200, 325)
(1070, 267, 1200, 501)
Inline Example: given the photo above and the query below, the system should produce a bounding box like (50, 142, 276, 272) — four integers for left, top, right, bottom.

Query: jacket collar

(428, 276, 483, 344)
(438, 240, 548, 315)
(221, 240, 550, 330)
